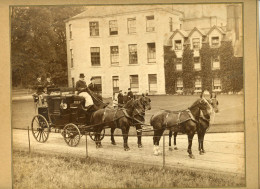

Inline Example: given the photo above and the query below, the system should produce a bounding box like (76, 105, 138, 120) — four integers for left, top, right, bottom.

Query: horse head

(208, 93, 219, 113)
(198, 97, 213, 119)
(140, 95, 151, 110)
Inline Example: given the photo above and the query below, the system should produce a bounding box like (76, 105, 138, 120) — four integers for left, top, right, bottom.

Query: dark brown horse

(169, 94, 219, 154)
(90, 96, 151, 151)
(111, 95, 151, 148)
(150, 97, 212, 158)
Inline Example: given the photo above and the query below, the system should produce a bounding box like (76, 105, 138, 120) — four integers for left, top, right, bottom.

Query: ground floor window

(194, 77, 202, 92)
(176, 78, 183, 92)
(92, 76, 102, 94)
(213, 78, 221, 91)
(194, 57, 201, 71)
(148, 74, 157, 92)
(112, 76, 119, 93)
(130, 75, 139, 92)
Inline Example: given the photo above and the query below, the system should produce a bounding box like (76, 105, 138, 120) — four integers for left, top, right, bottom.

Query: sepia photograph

(2, 1, 257, 188)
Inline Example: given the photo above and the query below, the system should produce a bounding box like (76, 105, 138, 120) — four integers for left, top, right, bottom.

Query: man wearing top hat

(76, 73, 94, 108)
(33, 74, 45, 95)
(117, 90, 124, 107)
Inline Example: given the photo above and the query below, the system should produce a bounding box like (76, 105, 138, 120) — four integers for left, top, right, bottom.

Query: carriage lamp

(60, 102, 68, 109)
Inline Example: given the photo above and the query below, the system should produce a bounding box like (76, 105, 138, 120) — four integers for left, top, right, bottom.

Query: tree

(200, 43, 212, 91)
(182, 45, 194, 92)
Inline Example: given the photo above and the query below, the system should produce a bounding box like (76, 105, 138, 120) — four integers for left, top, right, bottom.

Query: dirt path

(13, 129, 245, 175)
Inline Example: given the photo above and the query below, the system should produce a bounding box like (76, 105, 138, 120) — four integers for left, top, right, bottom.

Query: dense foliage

(11, 6, 85, 88)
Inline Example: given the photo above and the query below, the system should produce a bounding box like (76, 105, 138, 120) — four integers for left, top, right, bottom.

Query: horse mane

(189, 98, 201, 110)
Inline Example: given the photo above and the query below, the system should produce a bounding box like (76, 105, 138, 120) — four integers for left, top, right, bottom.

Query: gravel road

(13, 129, 245, 175)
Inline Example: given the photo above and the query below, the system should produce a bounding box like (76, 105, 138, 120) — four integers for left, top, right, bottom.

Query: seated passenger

(44, 73, 56, 94)
(75, 73, 94, 108)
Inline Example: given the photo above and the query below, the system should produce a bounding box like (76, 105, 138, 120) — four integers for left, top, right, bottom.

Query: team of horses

(88, 92, 219, 158)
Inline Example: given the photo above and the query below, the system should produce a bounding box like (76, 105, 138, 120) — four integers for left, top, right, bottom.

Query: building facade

(66, 5, 243, 97)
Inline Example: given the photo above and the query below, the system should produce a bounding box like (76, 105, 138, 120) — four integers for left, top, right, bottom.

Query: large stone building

(65, 4, 242, 97)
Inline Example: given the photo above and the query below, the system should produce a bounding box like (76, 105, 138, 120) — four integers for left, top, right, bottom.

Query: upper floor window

(109, 20, 118, 35)
(90, 22, 99, 36)
(192, 38, 200, 50)
(70, 49, 74, 68)
(127, 18, 136, 34)
(129, 44, 138, 64)
(90, 47, 100, 66)
(110, 46, 119, 66)
(212, 55, 220, 70)
(169, 17, 173, 32)
(146, 15, 155, 32)
(211, 36, 220, 47)
(175, 40, 182, 50)
(194, 57, 201, 70)
(69, 24, 72, 39)
(147, 43, 156, 63)
(176, 58, 182, 71)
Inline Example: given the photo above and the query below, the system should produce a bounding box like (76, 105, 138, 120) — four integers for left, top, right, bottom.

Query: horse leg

(153, 129, 164, 155)
(201, 132, 206, 154)
(136, 124, 143, 148)
(122, 126, 130, 151)
(187, 133, 195, 159)
(111, 127, 116, 145)
(174, 132, 178, 150)
(197, 131, 203, 154)
(169, 130, 173, 151)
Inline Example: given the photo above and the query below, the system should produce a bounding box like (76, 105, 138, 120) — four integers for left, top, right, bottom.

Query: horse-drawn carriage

(31, 88, 106, 147)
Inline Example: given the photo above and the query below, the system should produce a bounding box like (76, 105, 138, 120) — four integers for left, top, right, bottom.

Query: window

(129, 44, 138, 64)
(109, 20, 118, 35)
(213, 78, 221, 91)
(147, 43, 156, 63)
(70, 49, 74, 68)
(127, 18, 136, 34)
(176, 58, 182, 71)
(194, 57, 201, 70)
(176, 78, 183, 91)
(69, 24, 72, 39)
(92, 76, 102, 93)
(112, 76, 119, 93)
(212, 56, 220, 70)
(169, 17, 173, 32)
(110, 46, 119, 66)
(130, 75, 139, 91)
(89, 22, 99, 36)
(148, 74, 157, 92)
(194, 77, 202, 92)
(211, 36, 220, 47)
(90, 47, 100, 66)
(146, 15, 155, 32)
(175, 40, 182, 50)
(192, 38, 200, 49)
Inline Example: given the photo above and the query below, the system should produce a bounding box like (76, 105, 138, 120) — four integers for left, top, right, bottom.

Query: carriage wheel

(89, 129, 105, 141)
(31, 114, 50, 143)
(63, 123, 81, 147)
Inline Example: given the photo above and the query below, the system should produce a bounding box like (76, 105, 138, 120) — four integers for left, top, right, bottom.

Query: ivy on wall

(200, 43, 212, 91)
(164, 46, 176, 94)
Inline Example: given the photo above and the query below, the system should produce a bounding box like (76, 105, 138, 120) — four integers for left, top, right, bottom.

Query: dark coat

(117, 93, 124, 104)
(76, 80, 87, 93)
(88, 83, 99, 93)
(127, 91, 134, 101)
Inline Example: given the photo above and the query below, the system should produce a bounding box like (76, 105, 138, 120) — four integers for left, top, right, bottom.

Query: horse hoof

(174, 147, 178, 150)
(189, 154, 195, 159)
(138, 144, 143, 148)
(124, 148, 130, 151)
(111, 142, 116, 145)
(199, 151, 204, 155)
(169, 147, 173, 151)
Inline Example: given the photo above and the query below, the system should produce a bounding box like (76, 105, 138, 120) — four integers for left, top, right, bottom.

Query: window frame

(127, 18, 136, 34)
(110, 46, 119, 66)
(192, 38, 200, 50)
(89, 21, 99, 37)
(130, 75, 139, 91)
(175, 40, 182, 50)
(90, 47, 101, 66)
(70, 49, 74, 68)
(148, 74, 157, 92)
(69, 24, 72, 39)
(147, 43, 156, 63)
(211, 36, 220, 47)
(212, 55, 220, 70)
(109, 20, 118, 35)
(146, 15, 155, 32)
(128, 44, 138, 64)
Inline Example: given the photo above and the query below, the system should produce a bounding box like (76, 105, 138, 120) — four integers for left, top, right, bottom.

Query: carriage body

(31, 88, 105, 147)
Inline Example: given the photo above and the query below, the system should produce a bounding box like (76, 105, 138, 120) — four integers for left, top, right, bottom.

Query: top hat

(79, 73, 85, 78)
(128, 88, 131, 90)
(90, 77, 95, 81)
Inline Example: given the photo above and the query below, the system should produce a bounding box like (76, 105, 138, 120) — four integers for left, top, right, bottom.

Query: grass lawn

(13, 150, 245, 189)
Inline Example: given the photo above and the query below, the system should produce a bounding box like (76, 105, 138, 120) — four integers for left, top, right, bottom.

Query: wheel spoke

(35, 131, 40, 139)
(42, 131, 47, 141)
(39, 131, 42, 142)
